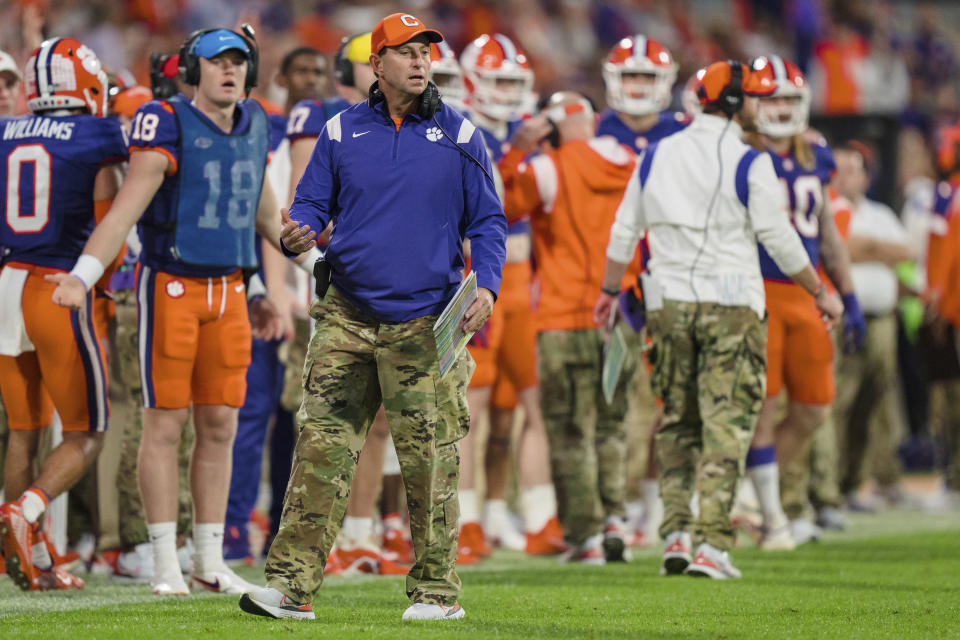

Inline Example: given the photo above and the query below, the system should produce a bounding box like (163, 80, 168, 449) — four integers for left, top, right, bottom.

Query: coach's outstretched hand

(250, 295, 283, 341)
(462, 287, 495, 333)
(280, 207, 317, 254)
(46, 273, 87, 310)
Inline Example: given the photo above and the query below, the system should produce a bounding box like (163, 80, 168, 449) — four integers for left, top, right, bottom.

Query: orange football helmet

(460, 33, 535, 122)
(430, 41, 466, 110)
(602, 35, 678, 116)
(25, 38, 108, 116)
(750, 55, 811, 138)
(681, 67, 706, 118)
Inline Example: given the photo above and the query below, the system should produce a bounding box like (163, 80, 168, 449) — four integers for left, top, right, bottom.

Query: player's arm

(48, 150, 168, 308)
(818, 188, 855, 295)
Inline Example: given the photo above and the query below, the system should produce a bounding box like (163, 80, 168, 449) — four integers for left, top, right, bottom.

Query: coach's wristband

(294, 246, 324, 275)
(601, 285, 621, 297)
(70, 254, 106, 291)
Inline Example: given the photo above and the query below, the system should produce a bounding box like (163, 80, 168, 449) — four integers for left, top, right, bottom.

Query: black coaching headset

(334, 35, 362, 88)
(697, 59, 744, 117)
(178, 24, 260, 94)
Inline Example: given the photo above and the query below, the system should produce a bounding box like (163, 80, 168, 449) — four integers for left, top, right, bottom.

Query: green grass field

(2, 510, 958, 639)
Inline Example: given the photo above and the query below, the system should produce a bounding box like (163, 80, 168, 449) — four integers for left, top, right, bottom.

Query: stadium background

(1, 0, 958, 206)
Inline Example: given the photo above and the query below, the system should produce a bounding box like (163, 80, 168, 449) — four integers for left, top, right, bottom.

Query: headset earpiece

(418, 82, 442, 119)
(717, 60, 744, 116)
(178, 28, 258, 93)
(334, 37, 356, 88)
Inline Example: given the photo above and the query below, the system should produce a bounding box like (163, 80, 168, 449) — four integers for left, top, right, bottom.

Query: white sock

(749, 463, 788, 528)
(483, 499, 509, 525)
(20, 489, 48, 524)
(193, 522, 225, 574)
(147, 521, 178, 574)
(521, 484, 556, 533)
(32, 540, 53, 571)
(459, 489, 479, 525)
(341, 516, 374, 543)
(626, 500, 645, 527)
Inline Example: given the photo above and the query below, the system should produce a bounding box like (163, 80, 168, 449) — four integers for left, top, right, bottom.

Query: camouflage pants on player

(648, 301, 766, 551)
(265, 286, 472, 605)
(112, 289, 194, 546)
(537, 326, 640, 547)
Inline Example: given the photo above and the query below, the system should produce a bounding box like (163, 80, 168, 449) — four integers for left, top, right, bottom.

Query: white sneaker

(685, 543, 742, 579)
(114, 542, 154, 582)
(760, 522, 796, 551)
(151, 562, 190, 596)
(789, 518, 822, 546)
(660, 530, 692, 575)
(602, 516, 632, 562)
(192, 563, 257, 594)
(557, 534, 605, 566)
(239, 585, 315, 620)
(402, 602, 466, 621)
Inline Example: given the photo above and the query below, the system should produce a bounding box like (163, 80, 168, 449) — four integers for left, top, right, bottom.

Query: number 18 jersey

(0, 113, 128, 271)
(130, 97, 267, 277)
(758, 142, 836, 283)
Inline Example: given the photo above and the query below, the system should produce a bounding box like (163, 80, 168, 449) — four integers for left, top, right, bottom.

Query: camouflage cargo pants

(112, 289, 194, 546)
(265, 286, 473, 605)
(536, 326, 639, 547)
(648, 301, 766, 551)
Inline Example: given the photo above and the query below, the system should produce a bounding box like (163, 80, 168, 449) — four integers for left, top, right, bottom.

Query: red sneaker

(324, 549, 343, 577)
(525, 517, 567, 555)
(0, 502, 36, 591)
(458, 522, 491, 558)
(336, 546, 410, 576)
(628, 529, 650, 548)
(558, 535, 605, 566)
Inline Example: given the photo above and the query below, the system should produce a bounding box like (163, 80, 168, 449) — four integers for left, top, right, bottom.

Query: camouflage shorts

(265, 286, 472, 605)
(647, 300, 766, 551)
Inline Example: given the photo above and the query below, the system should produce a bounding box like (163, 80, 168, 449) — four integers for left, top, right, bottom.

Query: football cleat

(458, 522, 491, 559)
(759, 523, 796, 551)
(789, 518, 822, 546)
(113, 542, 154, 582)
(525, 517, 567, 556)
(685, 543, 742, 579)
(336, 546, 409, 576)
(33, 566, 85, 591)
(382, 518, 415, 565)
(324, 549, 343, 576)
(402, 602, 465, 621)
(1, 502, 37, 591)
(816, 507, 848, 531)
(152, 562, 190, 596)
(239, 586, 315, 620)
(35, 530, 82, 571)
(660, 530, 693, 576)
(192, 563, 258, 594)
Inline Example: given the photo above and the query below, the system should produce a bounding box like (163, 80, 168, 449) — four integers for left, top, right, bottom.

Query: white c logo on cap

(400, 14, 419, 27)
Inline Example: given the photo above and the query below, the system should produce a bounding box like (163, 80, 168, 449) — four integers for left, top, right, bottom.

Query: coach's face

(374, 34, 431, 100)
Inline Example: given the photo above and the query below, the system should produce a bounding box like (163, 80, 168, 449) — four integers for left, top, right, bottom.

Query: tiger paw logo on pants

(166, 280, 185, 298)
(425, 127, 443, 142)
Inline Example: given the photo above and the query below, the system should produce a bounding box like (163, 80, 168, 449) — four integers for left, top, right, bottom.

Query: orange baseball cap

(698, 60, 776, 106)
(371, 13, 443, 55)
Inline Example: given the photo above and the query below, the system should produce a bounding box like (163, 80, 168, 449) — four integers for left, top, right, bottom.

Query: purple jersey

(130, 98, 264, 277)
(286, 97, 350, 142)
(758, 143, 836, 282)
(0, 114, 127, 271)
(596, 109, 688, 154)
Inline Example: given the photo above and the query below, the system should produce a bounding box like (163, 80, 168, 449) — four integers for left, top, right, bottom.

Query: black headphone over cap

(178, 25, 259, 93)
(334, 35, 359, 88)
(697, 59, 745, 117)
